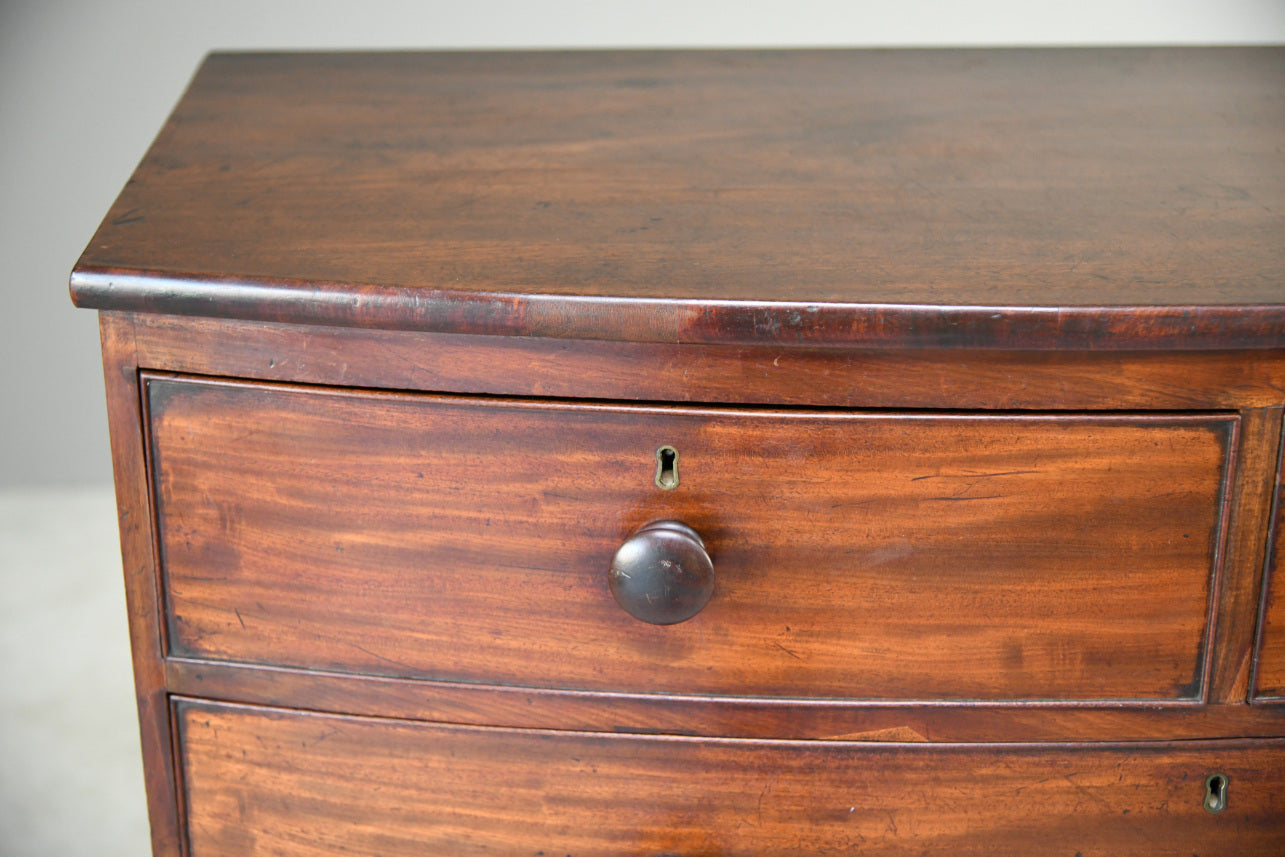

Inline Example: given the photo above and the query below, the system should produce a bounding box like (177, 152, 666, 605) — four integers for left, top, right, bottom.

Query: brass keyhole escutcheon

(655, 445, 679, 490)
(1203, 773, 1229, 813)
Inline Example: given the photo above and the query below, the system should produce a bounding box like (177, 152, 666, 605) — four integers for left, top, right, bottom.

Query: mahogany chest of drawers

(73, 49, 1285, 854)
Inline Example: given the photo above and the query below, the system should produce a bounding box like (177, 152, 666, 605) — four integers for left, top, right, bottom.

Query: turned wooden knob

(609, 520, 713, 625)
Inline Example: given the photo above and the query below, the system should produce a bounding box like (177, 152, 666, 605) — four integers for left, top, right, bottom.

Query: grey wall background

(3, 0, 1285, 488)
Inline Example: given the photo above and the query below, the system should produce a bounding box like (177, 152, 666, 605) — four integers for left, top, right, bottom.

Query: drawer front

(149, 376, 1232, 701)
(178, 701, 1285, 856)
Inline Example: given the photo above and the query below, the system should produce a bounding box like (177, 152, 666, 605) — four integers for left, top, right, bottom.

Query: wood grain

(98, 314, 182, 857)
(71, 49, 1285, 350)
(1253, 417, 1285, 700)
(130, 314, 1285, 411)
(177, 700, 1285, 856)
(148, 375, 1232, 702)
(1207, 408, 1283, 702)
(73, 46, 1285, 857)
(167, 657, 1285, 744)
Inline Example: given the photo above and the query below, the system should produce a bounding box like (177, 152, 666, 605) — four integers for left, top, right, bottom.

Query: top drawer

(147, 375, 1233, 702)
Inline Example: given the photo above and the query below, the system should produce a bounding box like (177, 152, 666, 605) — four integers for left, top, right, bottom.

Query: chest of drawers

(72, 49, 1285, 854)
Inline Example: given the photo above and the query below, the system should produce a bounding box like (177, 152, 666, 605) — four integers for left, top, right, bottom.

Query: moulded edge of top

(69, 266, 1285, 352)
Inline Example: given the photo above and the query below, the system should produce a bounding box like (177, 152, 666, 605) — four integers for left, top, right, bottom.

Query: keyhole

(655, 446, 679, 490)
(1203, 773, 1229, 813)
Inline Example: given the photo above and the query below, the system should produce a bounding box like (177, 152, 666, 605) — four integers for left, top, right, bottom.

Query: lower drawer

(177, 701, 1285, 855)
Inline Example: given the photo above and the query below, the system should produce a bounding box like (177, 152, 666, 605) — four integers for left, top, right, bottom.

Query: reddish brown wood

(176, 700, 1285, 856)
(167, 657, 1285, 744)
(73, 49, 1285, 854)
(1208, 408, 1284, 702)
(1254, 419, 1285, 700)
(70, 49, 1285, 350)
(609, 520, 715, 625)
(128, 314, 1285, 411)
(98, 314, 182, 857)
(71, 268, 1285, 352)
(148, 374, 1231, 702)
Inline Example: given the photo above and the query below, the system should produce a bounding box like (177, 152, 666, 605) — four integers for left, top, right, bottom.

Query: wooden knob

(609, 520, 713, 625)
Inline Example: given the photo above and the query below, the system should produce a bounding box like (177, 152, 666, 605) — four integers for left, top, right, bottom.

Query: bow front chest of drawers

(72, 49, 1285, 854)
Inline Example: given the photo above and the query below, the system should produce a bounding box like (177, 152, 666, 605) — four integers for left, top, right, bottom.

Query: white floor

(1, 487, 151, 856)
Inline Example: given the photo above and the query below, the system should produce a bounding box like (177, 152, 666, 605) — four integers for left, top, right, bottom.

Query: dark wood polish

(70, 49, 1285, 350)
(1254, 420, 1285, 700)
(129, 315, 1285, 411)
(177, 700, 1285, 856)
(166, 657, 1285, 743)
(71, 267, 1285, 351)
(148, 375, 1231, 702)
(99, 314, 183, 857)
(1209, 407, 1283, 702)
(73, 50, 1285, 852)
(608, 521, 715, 625)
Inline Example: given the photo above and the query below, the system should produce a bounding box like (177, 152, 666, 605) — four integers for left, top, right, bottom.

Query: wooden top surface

(72, 49, 1285, 349)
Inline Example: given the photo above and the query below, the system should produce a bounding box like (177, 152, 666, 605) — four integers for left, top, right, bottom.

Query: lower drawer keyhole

(1203, 773, 1229, 813)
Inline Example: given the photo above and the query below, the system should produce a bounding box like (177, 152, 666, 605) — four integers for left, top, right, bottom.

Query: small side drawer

(147, 375, 1233, 702)
(177, 700, 1285, 856)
